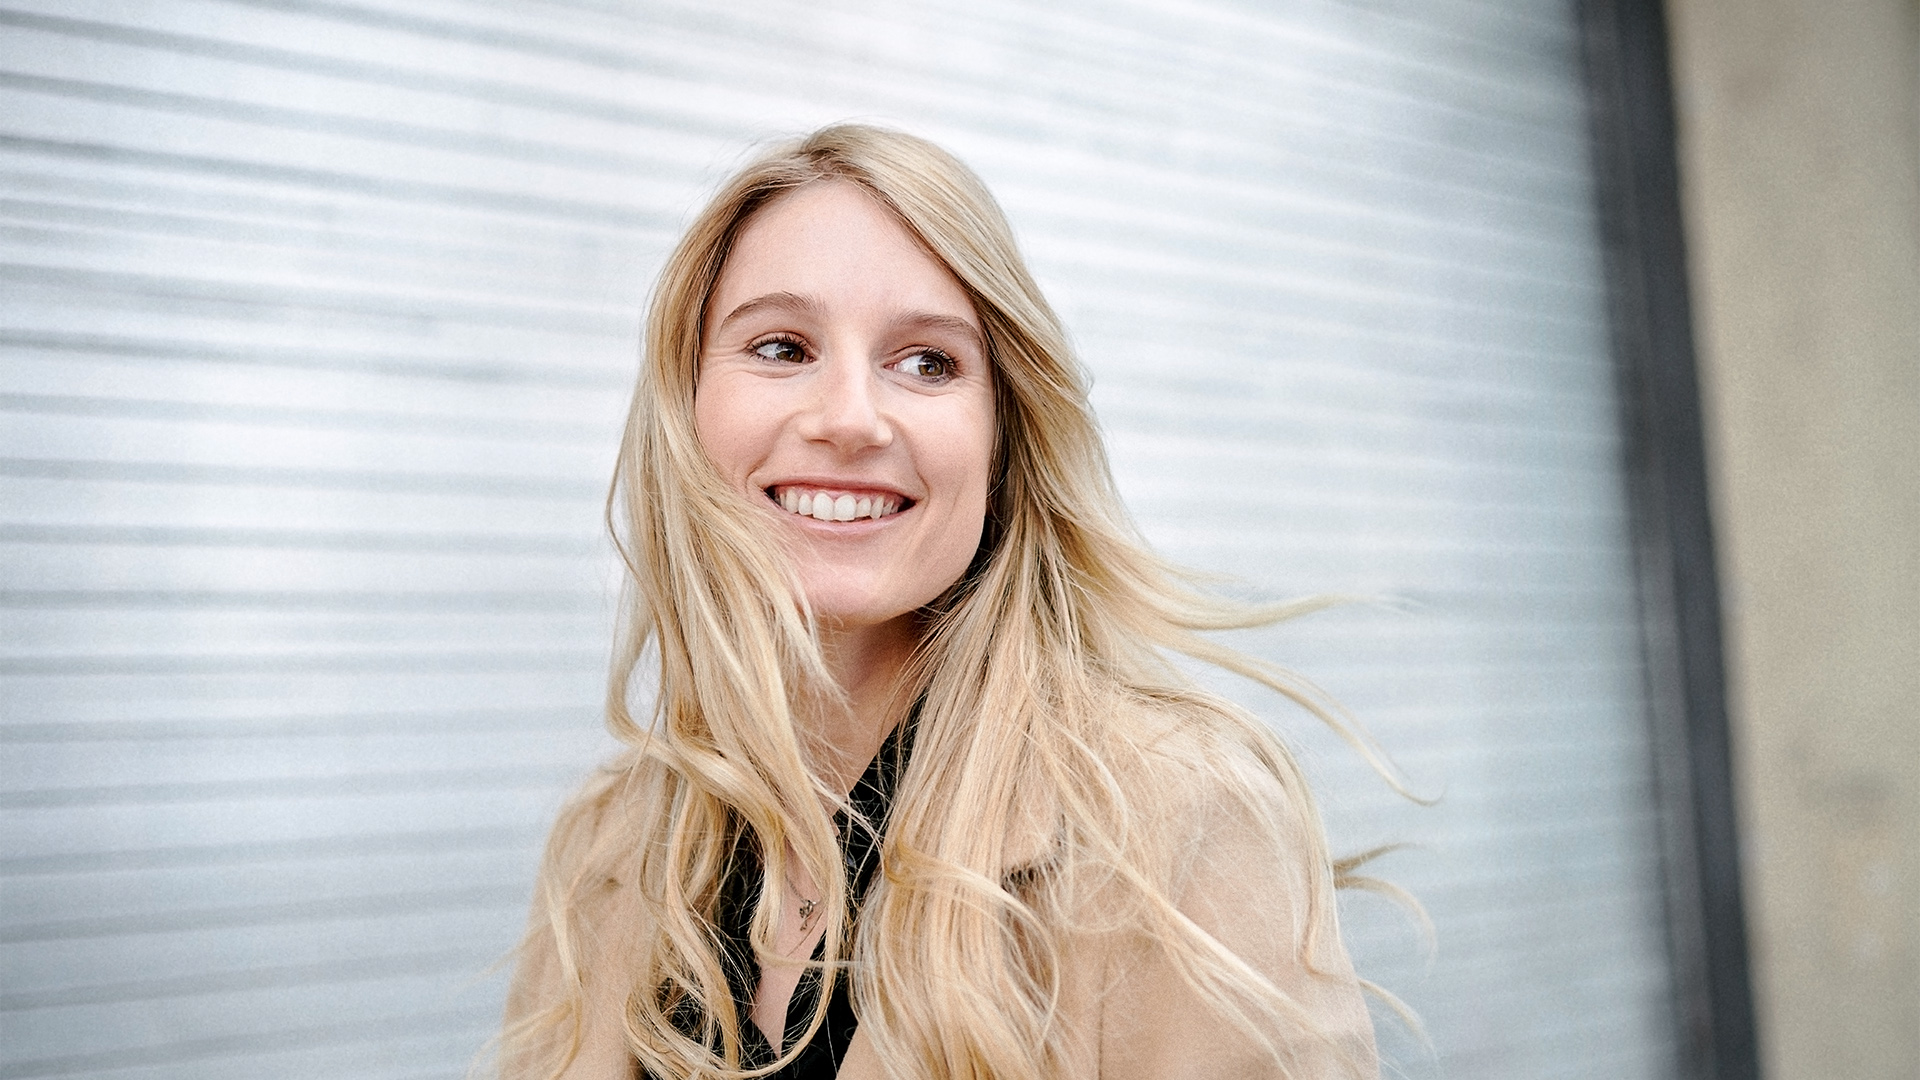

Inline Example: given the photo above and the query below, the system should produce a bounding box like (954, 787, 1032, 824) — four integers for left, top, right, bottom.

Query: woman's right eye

(751, 339, 806, 364)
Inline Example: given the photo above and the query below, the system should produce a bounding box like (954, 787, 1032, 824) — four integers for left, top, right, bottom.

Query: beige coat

(502, 734, 1381, 1079)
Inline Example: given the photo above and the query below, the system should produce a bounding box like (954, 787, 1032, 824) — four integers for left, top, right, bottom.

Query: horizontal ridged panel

(0, 0, 1676, 1077)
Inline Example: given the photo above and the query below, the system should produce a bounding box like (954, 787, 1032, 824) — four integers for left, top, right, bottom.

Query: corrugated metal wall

(0, 1, 1677, 1077)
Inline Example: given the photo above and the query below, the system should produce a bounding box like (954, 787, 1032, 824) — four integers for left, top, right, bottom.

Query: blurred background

(0, 1, 1911, 1079)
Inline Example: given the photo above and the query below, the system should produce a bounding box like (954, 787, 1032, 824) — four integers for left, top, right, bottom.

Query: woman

(500, 124, 1385, 1080)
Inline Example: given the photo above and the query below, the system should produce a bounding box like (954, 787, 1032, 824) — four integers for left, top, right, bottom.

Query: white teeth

(774, 487, 902, 522)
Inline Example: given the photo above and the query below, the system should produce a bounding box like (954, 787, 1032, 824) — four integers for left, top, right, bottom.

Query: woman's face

(695, 181, 996, 634)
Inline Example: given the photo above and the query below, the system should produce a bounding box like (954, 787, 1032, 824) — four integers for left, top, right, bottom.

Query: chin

(798, 580, 935, 633)
(805, 600, 913, 632)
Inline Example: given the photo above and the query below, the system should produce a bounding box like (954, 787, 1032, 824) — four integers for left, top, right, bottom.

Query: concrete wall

(1664, 1, 1920, 1077)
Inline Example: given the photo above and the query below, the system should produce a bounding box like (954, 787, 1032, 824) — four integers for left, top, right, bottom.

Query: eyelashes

(749, 334, 807, 364)
(744, 334, 963, 384)
(896, 348, 957, 382)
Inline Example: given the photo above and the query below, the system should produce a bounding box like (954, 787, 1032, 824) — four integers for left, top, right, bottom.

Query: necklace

(787, 861, 818, 930)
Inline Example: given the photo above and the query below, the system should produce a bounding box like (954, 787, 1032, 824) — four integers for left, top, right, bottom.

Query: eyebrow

(895, 311, 988, 354)
(714, 291, 821, 330)
(714, 292, 987, 354)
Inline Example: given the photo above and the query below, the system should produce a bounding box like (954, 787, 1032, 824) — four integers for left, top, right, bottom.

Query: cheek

(922, 398, 997, 550)
(692, 375, 763, 483)
(963, 398, 998, 508)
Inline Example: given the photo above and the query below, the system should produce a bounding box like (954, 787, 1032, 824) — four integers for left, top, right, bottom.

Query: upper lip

(762, 477, 916, 501)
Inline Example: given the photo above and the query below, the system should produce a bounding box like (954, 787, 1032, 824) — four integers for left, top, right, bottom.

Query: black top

(702, 718, 914, 1079)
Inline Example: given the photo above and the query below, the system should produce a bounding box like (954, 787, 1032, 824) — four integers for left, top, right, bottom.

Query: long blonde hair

(504, 124, 1399, 1080)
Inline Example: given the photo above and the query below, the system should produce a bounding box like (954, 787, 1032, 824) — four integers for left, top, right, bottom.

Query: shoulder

(1039, 687, 1341, 970)
(538, 753, 644, 890)
(1104, 687, 1321, 862)
(1062, 690, 1380, 1079)
(499, 755, 651, 1079)
(525, 750, 664, 966)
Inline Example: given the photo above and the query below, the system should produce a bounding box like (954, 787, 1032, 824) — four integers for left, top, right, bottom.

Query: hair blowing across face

(498, 124, 1399, 1080)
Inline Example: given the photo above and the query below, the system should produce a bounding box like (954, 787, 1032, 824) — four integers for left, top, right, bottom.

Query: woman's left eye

(898, 349, 956, 381)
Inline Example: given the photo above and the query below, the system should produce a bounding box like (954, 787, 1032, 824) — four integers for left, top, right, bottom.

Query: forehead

(705, 180, 980, 331)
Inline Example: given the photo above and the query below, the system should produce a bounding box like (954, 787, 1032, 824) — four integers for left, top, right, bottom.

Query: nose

(797, 350, 892, 452)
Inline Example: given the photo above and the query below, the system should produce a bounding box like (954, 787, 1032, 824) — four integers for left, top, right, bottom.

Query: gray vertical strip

(1578, 0, 1760, 1076)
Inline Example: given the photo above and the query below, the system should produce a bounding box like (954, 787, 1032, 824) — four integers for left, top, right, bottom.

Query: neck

(805, 614, 919, 798)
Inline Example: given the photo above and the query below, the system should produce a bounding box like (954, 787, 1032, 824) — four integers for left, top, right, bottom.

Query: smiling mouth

(768, 485, 911, 522)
